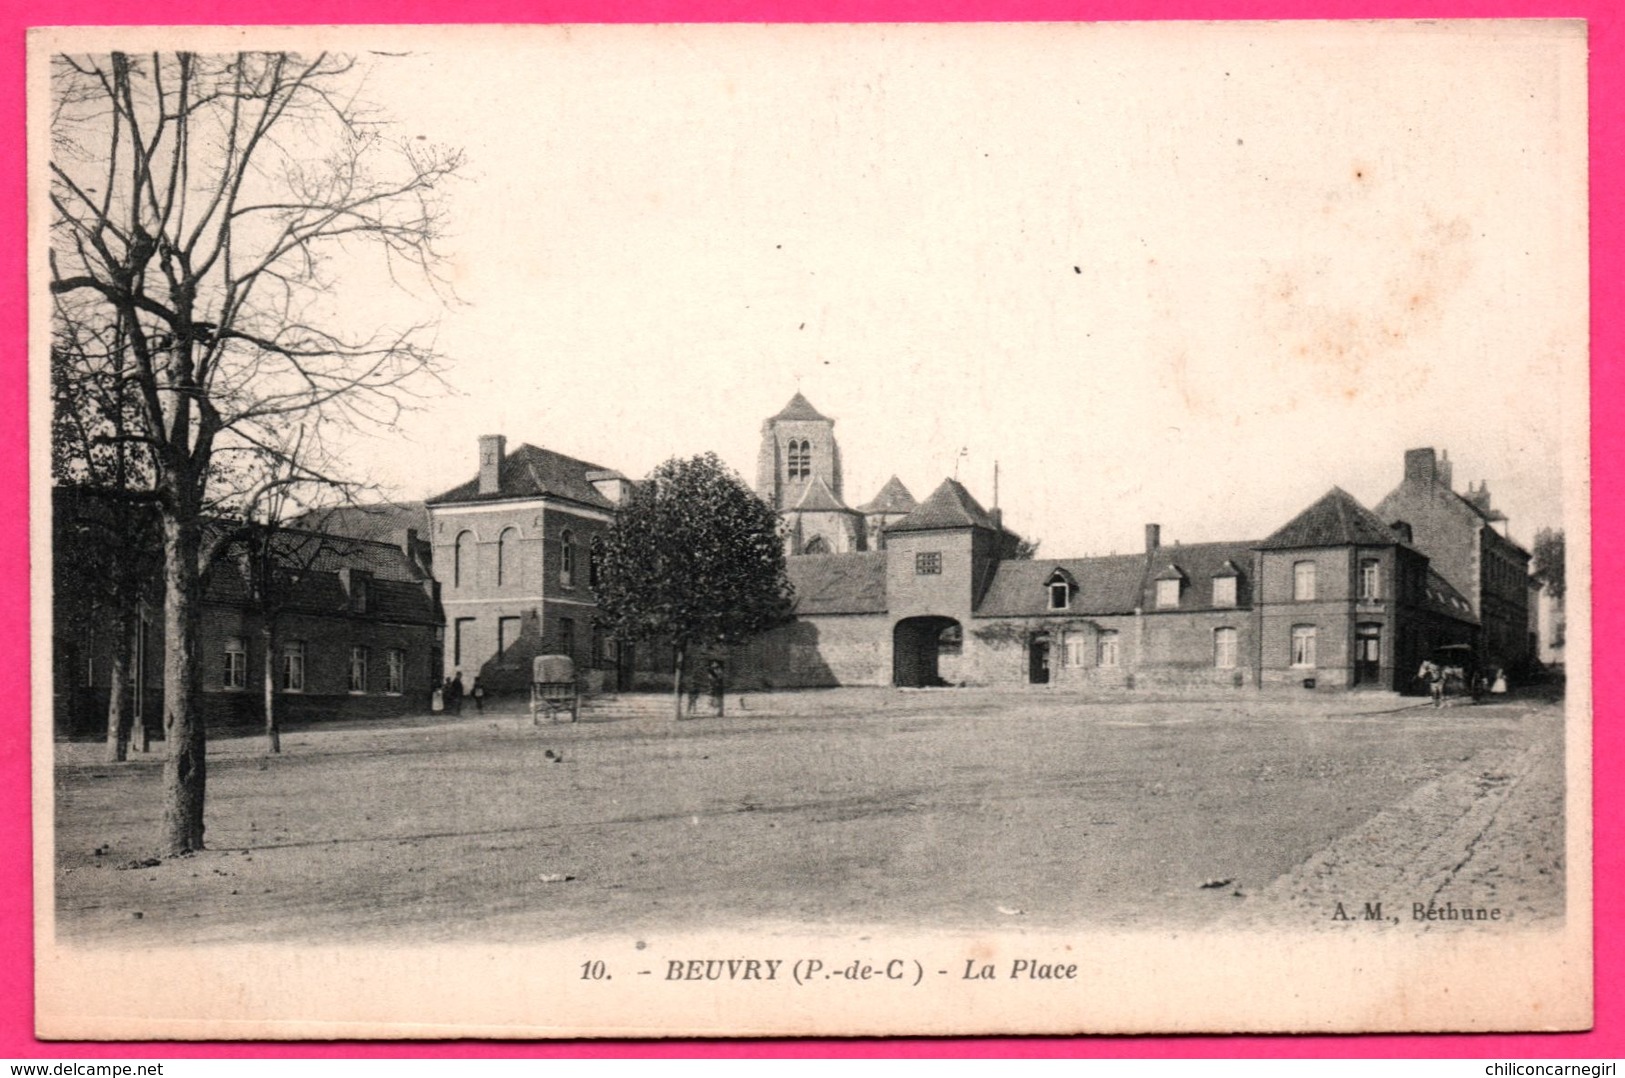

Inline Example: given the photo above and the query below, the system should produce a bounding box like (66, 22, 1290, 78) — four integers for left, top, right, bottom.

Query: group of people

(432, 672, 485, 715)
(685, 659, 728, 717)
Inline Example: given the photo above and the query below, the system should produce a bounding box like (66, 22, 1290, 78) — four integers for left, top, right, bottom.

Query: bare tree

(49, 51, 462, 855)
(50, 306, 162, 761)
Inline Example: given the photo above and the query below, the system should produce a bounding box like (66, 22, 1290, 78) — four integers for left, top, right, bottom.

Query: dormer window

(1044, 567, 1077, 611)
(1154, 564, 1185, 609)
(1212, 561, 1240, 608)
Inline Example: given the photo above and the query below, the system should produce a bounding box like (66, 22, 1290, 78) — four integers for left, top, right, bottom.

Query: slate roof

(976, 554, 1148, 618)
(1422, 568, 1479, 624)
(887, 478, 999, 533)
(790, 474, 854, 513)
(856, 476, 917, 516)
(1257, 487, 1405, 550)
(287, 501, 429, 544)
(784, 552, 888, 615)
(205, 528, 441, 625)
(426, 443, 618, 509)
(772, 392, 830, 423)
(1142, 540, 1258, 610)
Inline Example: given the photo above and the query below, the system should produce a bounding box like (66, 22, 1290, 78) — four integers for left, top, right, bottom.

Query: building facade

(52, 495, 445, 737)
(424, 435, 631, 694)
(716, 395, 1485, 694)
(1373, 447, 1533, 676)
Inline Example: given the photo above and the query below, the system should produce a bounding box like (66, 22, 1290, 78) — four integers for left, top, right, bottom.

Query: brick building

(424, 436, 632, 694)
(53, 499, 444, 736)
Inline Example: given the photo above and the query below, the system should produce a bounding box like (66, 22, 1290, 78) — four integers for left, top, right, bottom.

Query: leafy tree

(1531, 527, 1565, 602)
(50, 51, 462, 854)
(594, 453, 794, 719)
(1011, 537, 1040, 560)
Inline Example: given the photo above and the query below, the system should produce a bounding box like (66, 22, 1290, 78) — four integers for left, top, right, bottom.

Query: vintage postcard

(30, 21, 1591, 1038)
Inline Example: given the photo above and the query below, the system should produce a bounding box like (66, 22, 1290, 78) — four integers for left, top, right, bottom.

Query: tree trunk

(262, 624, 280, 755)
(104, 607, 132, 763)
(129, 617, 149, 753)
(159, 516, 206, 855)
(672, 643, 684, 721)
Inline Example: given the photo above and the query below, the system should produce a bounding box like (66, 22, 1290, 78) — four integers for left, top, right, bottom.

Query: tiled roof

(976, 554, 1148, 618)
(785, 552, 887, 615)
(856, 476, 917, 515)
(790, 474, 854, 513)
(426, 443, 618, 509)
(1258, 487, 1404, 550)
(772, 392, 830, 423)
(205, 528, 441, 625)
(1142, 541, 1258, 610)
(887, 478, 998, 533)
(1422, 568, 1479, 624)
(287, 502, 429, 544)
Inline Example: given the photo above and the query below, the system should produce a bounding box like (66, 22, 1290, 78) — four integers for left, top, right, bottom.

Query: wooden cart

(529, 654, 580, 724)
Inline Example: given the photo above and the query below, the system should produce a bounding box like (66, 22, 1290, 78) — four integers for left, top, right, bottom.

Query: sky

(155, 23, 1593, 556)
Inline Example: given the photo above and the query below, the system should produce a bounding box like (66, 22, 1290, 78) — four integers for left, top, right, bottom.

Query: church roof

(856, 475, 917, 515)
(785, 552, 888, 614)
(772, 392, 830, 423)
(887, 478, 998, 533)
(790, 474, 853, 513)
(426, 443, 618, 509)
(1257, 487, 1405, 550)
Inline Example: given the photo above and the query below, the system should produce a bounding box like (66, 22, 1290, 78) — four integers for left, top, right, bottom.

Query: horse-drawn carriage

(529, 654, 581, 724)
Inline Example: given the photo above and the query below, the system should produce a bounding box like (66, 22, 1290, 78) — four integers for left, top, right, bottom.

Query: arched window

(497, 527, 518, 587)
(803, 535, 828, 555)
(560, 529, 576, 588)
(454, 530, 475, 589)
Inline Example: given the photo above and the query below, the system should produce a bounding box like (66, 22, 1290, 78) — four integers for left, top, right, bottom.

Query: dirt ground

(49, 687, 1567, 945)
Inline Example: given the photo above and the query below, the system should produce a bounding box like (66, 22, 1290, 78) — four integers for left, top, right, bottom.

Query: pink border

(4, 0, 1616, 1060)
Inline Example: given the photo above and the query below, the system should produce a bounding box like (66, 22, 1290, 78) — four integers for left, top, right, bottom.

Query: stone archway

(893, 615, 961, 687)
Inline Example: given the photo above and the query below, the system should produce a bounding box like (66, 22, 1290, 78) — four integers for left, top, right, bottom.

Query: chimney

(1466, 479, 1492, 514)
(990, 507, 1003, 532)
(478, 435, 506, 495)
(1403, 447, 1437, 486)
(1145, 523, 1161, 552)
(1438, 449, 1453, 491)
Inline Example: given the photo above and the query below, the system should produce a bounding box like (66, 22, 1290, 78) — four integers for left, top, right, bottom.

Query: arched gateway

(893, 616, 962, 687)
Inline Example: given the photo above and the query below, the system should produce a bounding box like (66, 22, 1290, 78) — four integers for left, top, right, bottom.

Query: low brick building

(53, 501, 445, 737)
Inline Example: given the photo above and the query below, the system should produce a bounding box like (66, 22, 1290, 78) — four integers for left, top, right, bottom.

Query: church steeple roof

(772, 392, 830, 423)
(790, 474, 853, 513)
(857, 475, 917, 515)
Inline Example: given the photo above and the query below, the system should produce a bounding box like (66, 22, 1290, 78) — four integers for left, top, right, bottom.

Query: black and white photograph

(31, 21, 1591, 1038)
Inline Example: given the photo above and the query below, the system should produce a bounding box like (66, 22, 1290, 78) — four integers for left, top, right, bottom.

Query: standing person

(706, 659, 726, 718)
(471, 676, 486, 713)
(449, 671, 465, 716)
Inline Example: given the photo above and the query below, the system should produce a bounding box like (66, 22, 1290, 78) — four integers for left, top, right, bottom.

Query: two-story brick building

(424, 436, 632, 694)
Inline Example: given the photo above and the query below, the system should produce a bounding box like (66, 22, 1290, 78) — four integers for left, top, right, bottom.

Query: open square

(52, 688, 1565, 945)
